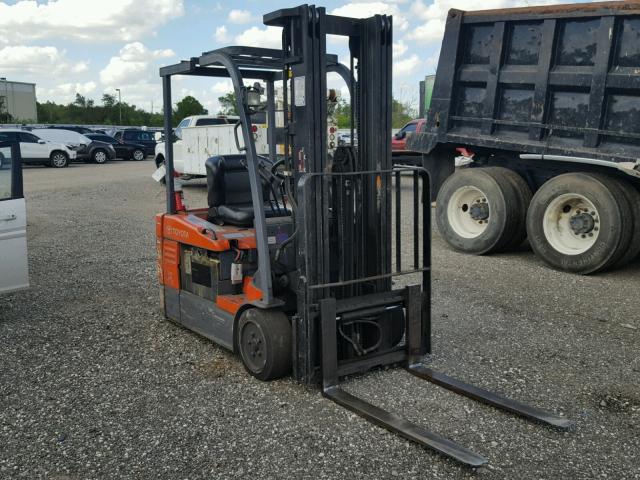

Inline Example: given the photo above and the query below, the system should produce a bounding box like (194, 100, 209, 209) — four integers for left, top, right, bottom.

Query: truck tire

(608, 177, 640, 268)
(526, 173, 633, 274)
(237, 308, 291, 381)
(155, 155, 166, 185)
(495, 168, 532, 251)
(436, 167, 523, 255)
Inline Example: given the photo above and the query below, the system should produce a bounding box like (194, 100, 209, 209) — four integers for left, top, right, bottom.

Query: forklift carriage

(156, 4, 572, 466)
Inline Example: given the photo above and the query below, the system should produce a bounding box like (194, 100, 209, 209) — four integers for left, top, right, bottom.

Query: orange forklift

(155, 5, 572, 466)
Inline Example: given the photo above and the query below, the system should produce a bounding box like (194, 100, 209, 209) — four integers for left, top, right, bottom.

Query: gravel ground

(1, 160, 638, 479)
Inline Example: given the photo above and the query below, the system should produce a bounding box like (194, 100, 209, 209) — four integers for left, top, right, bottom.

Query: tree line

(33, 93, 209, 127)
(24, 91, 416, 128)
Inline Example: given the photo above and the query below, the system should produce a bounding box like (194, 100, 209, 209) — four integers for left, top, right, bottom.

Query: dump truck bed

(409, 0, 640, 163)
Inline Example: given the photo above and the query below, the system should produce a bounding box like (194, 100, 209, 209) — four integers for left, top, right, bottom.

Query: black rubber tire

(497, 168, 533, 251)
(436, 167, 521, 255)
(132, 149, 145, 161)
(156, 156, 166, 185)
(607, 176, 640, 269)
(526, 172, 633, 274)
(92, 149, 108, 164)
(49, 151, 69, 168)
(237, 308, 291, 381)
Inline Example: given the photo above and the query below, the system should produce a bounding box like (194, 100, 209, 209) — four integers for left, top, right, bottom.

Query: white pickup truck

(154, 115, 268, 178)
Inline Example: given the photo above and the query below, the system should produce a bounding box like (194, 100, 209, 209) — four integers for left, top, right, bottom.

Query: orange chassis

(155, 207, 263, 317)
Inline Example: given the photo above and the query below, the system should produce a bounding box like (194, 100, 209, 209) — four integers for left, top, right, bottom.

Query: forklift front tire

(237, 308, 291, 381)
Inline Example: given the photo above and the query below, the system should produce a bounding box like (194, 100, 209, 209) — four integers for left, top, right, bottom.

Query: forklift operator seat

(205, 154, 286, 227)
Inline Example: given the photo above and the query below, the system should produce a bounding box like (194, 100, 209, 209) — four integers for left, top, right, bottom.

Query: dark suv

(85, 133, 147, 161)
(114, 130, 156, 157)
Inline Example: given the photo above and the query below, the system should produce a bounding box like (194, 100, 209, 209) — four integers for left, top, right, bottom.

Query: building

(0, 79, 37, 123)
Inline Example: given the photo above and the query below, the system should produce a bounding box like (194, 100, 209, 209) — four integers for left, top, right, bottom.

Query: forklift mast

(264, 6, 415, 383)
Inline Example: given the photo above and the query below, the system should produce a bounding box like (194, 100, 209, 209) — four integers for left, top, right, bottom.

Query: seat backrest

(205, 154, 256, 208)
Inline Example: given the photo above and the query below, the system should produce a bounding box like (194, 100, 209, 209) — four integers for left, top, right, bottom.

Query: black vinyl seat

(205, 154, 288, 227)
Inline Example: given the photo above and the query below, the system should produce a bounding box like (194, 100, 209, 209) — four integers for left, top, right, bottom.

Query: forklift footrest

(323, 385, 488, 467)
(406, 364, 574, 431)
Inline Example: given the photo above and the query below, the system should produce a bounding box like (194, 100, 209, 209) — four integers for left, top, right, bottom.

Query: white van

(153, 115, 268, 178)
(0, 142, 28, 293)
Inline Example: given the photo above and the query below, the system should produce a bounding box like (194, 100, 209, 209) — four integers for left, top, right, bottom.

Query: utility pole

(115, 88, 122, 125)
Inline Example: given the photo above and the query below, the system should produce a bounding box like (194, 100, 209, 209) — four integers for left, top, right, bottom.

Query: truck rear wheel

(608, 176, 640, 269)
(237, 308, 291, 381)
(436, 167, 525, 255)
(526, 173, 633, 274)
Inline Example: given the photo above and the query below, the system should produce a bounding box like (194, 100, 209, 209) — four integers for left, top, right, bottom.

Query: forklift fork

(320, 286, 573, 467)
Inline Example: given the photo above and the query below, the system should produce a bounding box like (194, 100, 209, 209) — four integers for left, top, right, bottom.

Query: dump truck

(408, 1, 640, 274)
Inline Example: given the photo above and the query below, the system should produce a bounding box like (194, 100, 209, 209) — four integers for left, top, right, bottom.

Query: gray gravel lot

(1, 161, 638, 479)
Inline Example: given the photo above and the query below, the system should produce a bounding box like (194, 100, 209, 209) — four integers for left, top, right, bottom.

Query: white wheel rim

(543, 193, 600, 255)
(53, 154, 66, 167)
(446, 185, 490, 239)
(134, 151, 144, 160)
(95, 151, 106, 163)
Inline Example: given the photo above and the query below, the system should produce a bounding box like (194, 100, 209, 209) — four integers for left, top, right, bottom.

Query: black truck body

(409, 0, 640, 192)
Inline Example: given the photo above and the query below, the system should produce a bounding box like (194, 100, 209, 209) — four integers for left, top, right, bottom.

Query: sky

(0, 0, 600, 115)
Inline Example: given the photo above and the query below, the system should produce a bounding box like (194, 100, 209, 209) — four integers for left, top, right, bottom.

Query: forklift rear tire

(237, 308, 291, 381)
(436, 167, 522, 255)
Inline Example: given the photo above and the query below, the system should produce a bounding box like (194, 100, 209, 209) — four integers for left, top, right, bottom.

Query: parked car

(114, 129, 156, 156)
(337, 132, 357, 146)
(46, 125, 95, 134)
(85, 133, 147, 161)
(0, 129, 76, 167)
(35, 129, 115, 164)
(392, 119, 426, 151)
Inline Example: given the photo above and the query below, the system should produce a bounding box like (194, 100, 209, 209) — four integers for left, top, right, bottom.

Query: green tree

(73, 93, 87, 108)
(391, 98, 415, 128)
(36, 93, 165, 127)
(101, 94, 116, 107)
(334, 100, 351, 129)
(173, 95, 208, 123)
(331, 97, 416, 129)
(217, 92, 238, 115)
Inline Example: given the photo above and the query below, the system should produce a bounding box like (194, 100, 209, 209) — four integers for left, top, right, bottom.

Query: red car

(392, 119, 426, 151)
